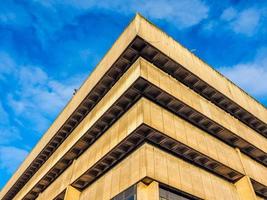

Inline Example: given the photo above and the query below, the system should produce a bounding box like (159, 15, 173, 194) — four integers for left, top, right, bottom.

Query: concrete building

(1, 14, 267, 200)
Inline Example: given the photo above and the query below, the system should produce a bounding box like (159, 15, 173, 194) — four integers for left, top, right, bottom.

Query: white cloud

(7, 65, 85, 132)
(231, 8, 260, 36)
(0, 146, 28, 174)
(13, 66, 83, 114)
(45, 0, 209, 28)
(219, 48, 267, 98)
(220, 7, 262, 36)
(0, 127, 22, 145)
(0, 102, 9, 124)
(18, 66, 48, 87)
(0, 52, 86, 134)
(0, 52, 17, 81)
(0, 101, 22, 145)
(220, 7, 237, 21)
(137, 0, 209, 28)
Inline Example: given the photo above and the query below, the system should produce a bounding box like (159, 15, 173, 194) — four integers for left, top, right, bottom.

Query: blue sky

(0, 0, 267, 189)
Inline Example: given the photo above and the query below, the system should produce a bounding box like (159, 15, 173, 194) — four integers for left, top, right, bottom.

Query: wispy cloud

(0, 146, 28, 174)
(133, 0, 209, 28)
(0, 102, 9, 124)
(6, 63, 86, 133)
(43, 0, 209, 28)
(0, 49, 86, 144)
(220, 7, 264, 36)
(220, 7, 237, 21)
(0, 126, 22, 145)
(0, 50, 85, 187)
(219, 47, 267, 98)
(0, 101, 22, 145)
(0, 51, 16, 81)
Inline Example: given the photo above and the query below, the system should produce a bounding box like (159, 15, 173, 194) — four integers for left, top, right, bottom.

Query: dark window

(112, 185, 136, 200)
(159, 187, 195, 200)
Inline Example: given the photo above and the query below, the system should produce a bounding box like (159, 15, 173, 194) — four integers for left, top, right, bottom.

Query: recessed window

(112, 185, 136, 200)
(159, 187, 195, 200)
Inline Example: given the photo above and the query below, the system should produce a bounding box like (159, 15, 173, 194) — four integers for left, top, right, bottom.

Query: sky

(0, 0, 267, 190)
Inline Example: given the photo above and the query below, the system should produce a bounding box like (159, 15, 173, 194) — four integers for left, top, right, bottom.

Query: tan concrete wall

(241, 153, 267, 187)
(146, 145, 240, 200)
(79, 143, 240, 200)
(135, 14, 267, 125)
(35, 98, 266, 199)
(13, 59, 267, 199)
(79, 145, 147, 200)
(141, 98, 244, 174)
(141, 98, 267, 190)
(30, 99, 145, 200)
(140, 58, 267, 153)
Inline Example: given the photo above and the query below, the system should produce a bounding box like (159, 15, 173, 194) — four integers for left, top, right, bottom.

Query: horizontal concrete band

(135, 14, 267, 129)
(133, 36, 267, 139)
(139, 58, 267, 154)
(15, 98, 267, 200)
(9, 58, 267, 200)
(57, 143, 241, 200)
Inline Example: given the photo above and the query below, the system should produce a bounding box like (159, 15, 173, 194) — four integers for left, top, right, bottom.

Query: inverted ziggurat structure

(1, 14, 267, 200)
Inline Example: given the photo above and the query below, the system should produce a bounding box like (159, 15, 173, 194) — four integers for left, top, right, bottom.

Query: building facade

(1, 14, 267, 200)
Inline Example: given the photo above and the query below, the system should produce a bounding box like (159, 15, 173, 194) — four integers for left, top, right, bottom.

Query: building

(1, 14, 267, 200)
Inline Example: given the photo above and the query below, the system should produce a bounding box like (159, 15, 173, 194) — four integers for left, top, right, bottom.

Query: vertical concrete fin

(137, 180, 159, 200)
(235, 176, 257, 200)
(64, 186, 81, 200)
